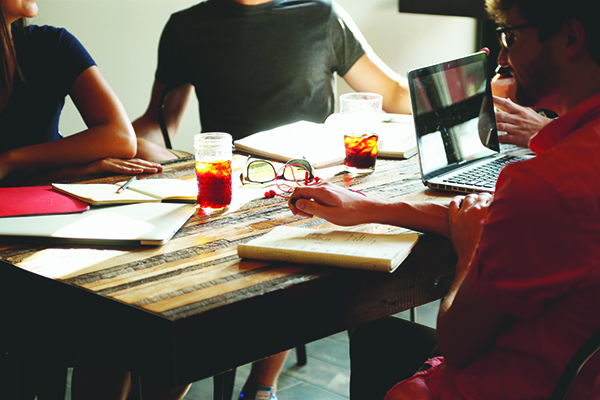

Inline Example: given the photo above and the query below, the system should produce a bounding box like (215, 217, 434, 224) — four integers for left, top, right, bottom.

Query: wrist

(0, 151, 17, 179)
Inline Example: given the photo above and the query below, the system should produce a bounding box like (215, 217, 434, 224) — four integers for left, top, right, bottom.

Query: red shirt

(386, 92, 600, 400)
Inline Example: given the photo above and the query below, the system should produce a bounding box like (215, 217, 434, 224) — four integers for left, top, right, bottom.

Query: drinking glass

(194, 132, 233, 209)
(340, 93, 382, 174)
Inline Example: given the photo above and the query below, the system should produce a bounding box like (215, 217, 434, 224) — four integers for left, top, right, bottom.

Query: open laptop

(408, 51, 531, 193)
(0, 203, 196, 246)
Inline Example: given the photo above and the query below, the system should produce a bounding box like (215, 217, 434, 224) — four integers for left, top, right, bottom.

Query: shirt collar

(530, 91, 600, 154)
(216, 0, 283, 15)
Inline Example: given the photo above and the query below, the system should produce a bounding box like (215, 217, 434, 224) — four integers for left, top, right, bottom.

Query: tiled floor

(63, 302, 439, 400)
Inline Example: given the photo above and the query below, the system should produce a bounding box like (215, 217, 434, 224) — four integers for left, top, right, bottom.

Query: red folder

(0, 186, 89, 218)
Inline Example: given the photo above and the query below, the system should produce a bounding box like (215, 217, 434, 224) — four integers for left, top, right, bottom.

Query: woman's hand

(78, 158, 164, 176)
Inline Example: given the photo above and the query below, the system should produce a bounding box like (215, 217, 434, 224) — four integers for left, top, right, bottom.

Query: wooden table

(0, 155, 457, 390)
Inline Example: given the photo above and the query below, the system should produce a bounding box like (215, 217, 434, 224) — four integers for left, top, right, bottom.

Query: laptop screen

(408, 52, 500, 181)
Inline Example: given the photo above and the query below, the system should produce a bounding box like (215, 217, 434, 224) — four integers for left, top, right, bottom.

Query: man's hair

(486, 0, 599, 66)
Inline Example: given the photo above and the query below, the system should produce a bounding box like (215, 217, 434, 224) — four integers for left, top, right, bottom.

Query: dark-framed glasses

(496, 23, 536, 50)
(241, 157, 315, 185)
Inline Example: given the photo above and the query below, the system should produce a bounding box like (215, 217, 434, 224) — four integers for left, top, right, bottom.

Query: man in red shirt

(288, 0, 600, 398)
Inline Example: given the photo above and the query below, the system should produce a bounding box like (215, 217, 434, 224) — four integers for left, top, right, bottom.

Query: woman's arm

(0, 66, 146, 180)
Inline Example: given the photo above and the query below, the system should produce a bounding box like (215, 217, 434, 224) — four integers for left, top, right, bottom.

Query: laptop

(0, 203, 196, 246)
(407, 51, 531, 193)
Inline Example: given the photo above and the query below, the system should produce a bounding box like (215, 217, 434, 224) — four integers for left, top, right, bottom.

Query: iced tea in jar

(339, 93, 382, 174)
(194, 132, 233, 209)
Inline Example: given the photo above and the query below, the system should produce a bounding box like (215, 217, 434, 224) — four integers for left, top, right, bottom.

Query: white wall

(33, 0, 476, 154)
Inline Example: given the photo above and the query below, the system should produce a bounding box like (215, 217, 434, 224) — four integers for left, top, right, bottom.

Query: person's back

(429, 94, 600, 399)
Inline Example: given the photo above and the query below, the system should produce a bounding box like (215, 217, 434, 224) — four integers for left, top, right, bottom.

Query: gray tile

(277, 382, 347, 400)
(280, 356, 349, 397)
(305, 338, 350, 371)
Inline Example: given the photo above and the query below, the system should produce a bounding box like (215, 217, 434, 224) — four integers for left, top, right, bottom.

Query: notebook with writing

(407, 51, 531, 193)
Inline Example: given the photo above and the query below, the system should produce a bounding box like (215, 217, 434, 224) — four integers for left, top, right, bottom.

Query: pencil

(116, 176, 137, 194)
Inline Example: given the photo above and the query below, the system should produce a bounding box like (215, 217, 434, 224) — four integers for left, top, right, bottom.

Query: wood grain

(0, 155, 457, 387)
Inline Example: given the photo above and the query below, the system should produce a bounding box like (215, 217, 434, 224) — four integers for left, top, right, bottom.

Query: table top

(0, 155, 457, 388)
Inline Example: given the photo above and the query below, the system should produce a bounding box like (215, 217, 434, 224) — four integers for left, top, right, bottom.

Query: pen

(116, 176, 137, 194)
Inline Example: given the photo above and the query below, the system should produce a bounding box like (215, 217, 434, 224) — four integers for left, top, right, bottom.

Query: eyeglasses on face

(495, 23, 536, 50)
(241, 157, 315, 185)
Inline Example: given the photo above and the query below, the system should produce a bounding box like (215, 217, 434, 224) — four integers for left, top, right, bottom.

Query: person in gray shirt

(133, 0, 412, 162)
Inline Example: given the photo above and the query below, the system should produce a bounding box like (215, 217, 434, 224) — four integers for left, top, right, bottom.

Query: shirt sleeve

(468, 163, 591, 319)
(155, 16, 188, 87)
(35, 26, 96, 95)
(329, 1, 368, 77)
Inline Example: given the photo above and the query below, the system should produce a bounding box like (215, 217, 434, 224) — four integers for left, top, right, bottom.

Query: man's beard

(513, 43, 559, 108)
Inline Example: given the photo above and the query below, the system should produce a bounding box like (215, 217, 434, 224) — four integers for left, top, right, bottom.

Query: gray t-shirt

(156, 0, 367, 140)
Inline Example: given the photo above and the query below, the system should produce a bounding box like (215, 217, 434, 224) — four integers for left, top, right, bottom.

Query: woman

(0, 0, 162, 184)
(0, 1, 191, 398)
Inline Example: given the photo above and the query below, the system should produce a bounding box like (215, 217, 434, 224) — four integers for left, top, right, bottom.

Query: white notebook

(233, 121, 345, 168)
(52, 179, 198, 206)
(0, 203, 196, 245)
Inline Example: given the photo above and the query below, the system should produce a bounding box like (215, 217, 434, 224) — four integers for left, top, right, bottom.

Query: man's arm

(289, 182, 451, 237)
(132, 81, 193, 146)
(290, 185, 508, 367)
(132, 81, 194, 162)
(342, 53, 412, 115)
(436, 193, 508, 368)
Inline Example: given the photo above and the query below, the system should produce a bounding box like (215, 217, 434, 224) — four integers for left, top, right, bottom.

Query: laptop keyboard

(443, 155, 520, 189)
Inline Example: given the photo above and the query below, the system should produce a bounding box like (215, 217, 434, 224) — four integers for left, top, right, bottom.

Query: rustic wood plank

(0, 156, 457, 388)
(142, 265, 314, 313)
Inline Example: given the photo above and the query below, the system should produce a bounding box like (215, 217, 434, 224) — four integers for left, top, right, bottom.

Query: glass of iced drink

(340, 93, 382, 174)
(194, 132, 233, 209)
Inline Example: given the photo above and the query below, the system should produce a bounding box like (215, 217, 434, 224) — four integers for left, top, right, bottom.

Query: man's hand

(448, 193, 492, 268)
(289, 182, 373, 226)
(493, 96, 553, 148)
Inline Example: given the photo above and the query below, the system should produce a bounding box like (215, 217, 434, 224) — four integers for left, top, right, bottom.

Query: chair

(549, 325, 600, 400)
(156, 85, 193, 158)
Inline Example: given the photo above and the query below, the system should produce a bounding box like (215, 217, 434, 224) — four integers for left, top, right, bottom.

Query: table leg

(213, 369, 236, 400)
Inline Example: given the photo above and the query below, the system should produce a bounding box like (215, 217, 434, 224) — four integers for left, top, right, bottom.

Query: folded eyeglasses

(240, 157, 322, 198)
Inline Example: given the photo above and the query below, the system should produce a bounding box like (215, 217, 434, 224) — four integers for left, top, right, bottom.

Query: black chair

(157, 85, 176, 151)
(156, 85, 193, 157)
(549, 325, 600, 400)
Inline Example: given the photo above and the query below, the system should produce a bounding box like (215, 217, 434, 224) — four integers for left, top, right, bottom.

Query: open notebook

(0, 203, 196, 245)
(52, 179, 198, 206)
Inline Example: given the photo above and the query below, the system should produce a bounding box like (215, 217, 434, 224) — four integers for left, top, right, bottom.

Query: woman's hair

(0, 8, 25, 112)
(486, 0, 599, 66)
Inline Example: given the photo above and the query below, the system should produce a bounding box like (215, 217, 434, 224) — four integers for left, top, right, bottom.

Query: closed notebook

(0, 186, 89, 217)
(52, 179, 198, 206)
(324, 113, 417, 160)
(0, 202, 196, 246)
(237, 226, 419, 273)
(378, 114, 418, 159)
(233, 121, 346, 169)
